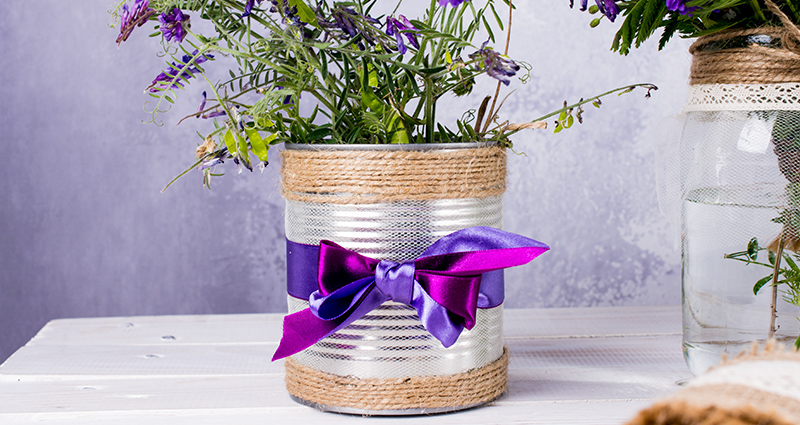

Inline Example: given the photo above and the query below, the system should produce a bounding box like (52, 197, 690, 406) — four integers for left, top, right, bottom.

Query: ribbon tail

(272, 309, 342, 361)
(410, 281, 464, 348)
(272, 285, 389, 361)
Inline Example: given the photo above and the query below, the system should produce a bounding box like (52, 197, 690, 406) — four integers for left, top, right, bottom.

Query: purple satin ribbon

(272, 226, 549, 361)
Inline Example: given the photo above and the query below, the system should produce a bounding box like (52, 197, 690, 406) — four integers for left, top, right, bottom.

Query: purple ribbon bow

(272, 226, 549, 361)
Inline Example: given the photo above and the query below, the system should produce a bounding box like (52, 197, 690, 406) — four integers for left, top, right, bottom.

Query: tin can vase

(675, 28, 800, 375)
(280, 142, 508, 415)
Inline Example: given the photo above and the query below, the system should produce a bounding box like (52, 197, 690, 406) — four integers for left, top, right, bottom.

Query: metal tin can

(281, 142, 507, 415)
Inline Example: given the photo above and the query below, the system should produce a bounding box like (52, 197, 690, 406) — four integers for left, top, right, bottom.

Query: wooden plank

(0, 336, 686, 413)
(24, 314, 284, 346)
(0, 344, 284, 378)
(506, 335, 689, 402)
(504, 306, 681, 339)
(0, 307, 686, 424)
(21, 307, 681, 348)
(0, 399, 654, 425)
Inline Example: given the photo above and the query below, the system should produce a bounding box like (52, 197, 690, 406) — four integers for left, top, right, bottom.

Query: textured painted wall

(0, 0, 691, 362)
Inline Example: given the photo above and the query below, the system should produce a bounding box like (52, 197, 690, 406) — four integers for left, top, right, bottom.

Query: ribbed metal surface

(285, 196, 505, 379)
(285, 197, 504, 262)
(288, 297, 504, 379)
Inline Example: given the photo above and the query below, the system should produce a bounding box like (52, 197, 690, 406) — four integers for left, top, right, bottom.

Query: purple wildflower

(147, 50, 214, 93)
(158, 8, 191, 43)
(570, 0, 620, 22)
(116, 0, 156, 45)
(666, 0, 697, 15)
(386, 15, 419, 55)
(242, 0, 264, 18)
(198, 155, 225, 170)
(438, 0, 471, 6)
(196, 92, 227, 119)
(469, 41, 520, 86)
(596, 0, 620, 21)
(319, 5, 383, 50)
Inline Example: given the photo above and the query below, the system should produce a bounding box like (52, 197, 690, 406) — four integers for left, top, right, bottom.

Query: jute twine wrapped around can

(281, 144, 506, 204)
(284, 348, 509, 412)
(280, 143, 509, 415)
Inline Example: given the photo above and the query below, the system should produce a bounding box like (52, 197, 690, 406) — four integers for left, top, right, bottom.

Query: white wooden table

(0, 306, 689, 424)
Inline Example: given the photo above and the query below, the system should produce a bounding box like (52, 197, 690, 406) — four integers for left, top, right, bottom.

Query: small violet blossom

(469, 41, 520, 86)
(666, 0, 697, 16)
(570, 0, 620, 22)
(196, 91, 227, 119)
(116, 0, 156, 45)
(386, 15, 419, 55)
(242, 0, 264, 18)
(158, 8, 191, 43)
(438, 0, 471, 6)
(148, 50, 214, 93)
(319, 6, 382, 50)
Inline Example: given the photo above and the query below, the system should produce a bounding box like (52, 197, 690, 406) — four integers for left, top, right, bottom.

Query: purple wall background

(0, 1, 691, 362)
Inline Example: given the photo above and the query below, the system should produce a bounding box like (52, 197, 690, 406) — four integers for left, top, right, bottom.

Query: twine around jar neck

(689, 0, 800, 85)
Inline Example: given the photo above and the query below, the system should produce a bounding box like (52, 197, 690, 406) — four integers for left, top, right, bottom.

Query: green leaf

(246, 128, 269, 162)
(388, 114, 410, 144)
(305, 125, 332, 142)
(361, 86, 384, 113)
(636, 0, 667, 48)
(368, 65, 379, 88)
(223, 130, 237, 154)
(747, 237, 759, 261)
(785, 254, 800, 272)
(754, 274, 773, 295)
(482, 16, 495, 43)
(287, 0, 318, 27)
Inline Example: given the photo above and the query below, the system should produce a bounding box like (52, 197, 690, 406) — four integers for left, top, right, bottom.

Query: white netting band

(685, 83, 800, 112)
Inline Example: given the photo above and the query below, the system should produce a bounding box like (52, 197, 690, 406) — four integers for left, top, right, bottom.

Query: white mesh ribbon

(656, 84, 800, 249)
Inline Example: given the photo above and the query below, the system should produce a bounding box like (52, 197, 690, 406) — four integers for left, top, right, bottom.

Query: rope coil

(281, 145, 507, 204)
(690, 0, 800, 85)
(284, 347, 509, 412)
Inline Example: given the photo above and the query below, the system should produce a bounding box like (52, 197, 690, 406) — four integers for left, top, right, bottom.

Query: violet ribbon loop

(272, 226, 550, 361)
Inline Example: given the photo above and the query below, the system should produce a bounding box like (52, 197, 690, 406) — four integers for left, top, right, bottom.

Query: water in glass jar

(683, 184, 798, 375)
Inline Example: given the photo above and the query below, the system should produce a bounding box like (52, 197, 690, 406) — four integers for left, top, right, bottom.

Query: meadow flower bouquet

(113, 0, 654, 189)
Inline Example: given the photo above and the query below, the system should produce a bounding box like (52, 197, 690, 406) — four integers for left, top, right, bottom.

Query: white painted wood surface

(0, 306, 690, 424)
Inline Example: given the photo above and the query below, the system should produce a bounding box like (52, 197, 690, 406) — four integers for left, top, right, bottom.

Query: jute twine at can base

(284, 347, 509, 413)
(281, 145, 506, 204)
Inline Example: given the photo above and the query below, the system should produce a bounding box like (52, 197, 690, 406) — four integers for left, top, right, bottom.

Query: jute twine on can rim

(281, 145, 506, 204)
(689, 1, 800, 85)
(284, 347, 509, 413)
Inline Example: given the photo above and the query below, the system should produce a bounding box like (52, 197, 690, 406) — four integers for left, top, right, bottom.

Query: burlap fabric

(626, 342, 800, 425)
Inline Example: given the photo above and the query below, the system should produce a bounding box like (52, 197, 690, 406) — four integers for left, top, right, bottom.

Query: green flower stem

(505, 83, 657, 137)
(770, 233, 786, 339)
(749, 0, 768, 22)
(785, 0, 800, 23)
(425, 76, 435, 143)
